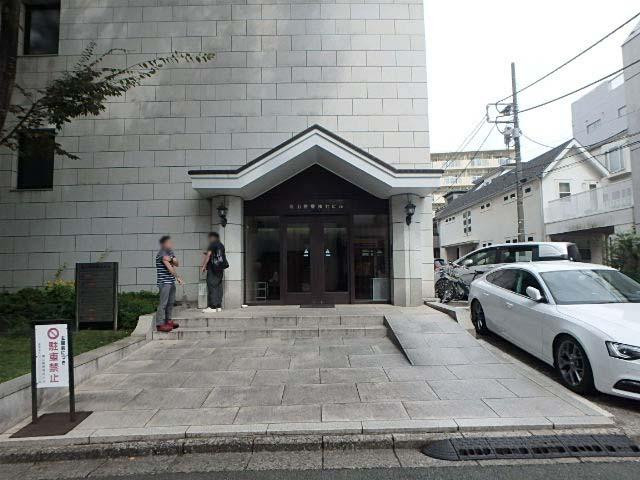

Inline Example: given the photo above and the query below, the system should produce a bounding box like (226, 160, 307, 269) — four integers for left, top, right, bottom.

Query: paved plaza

(2, 306, 612, 443)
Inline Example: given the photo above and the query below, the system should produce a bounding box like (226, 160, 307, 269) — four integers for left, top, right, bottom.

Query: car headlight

(606, 342, 640, 361)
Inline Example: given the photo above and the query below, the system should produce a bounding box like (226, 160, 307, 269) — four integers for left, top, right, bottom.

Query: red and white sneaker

(156, 323, 173, 333)
(167, 321, 179, 329)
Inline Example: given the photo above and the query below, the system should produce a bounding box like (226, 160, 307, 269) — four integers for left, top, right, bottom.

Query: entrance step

(153, 324, 387, 340)
(169, 314, 385, 329)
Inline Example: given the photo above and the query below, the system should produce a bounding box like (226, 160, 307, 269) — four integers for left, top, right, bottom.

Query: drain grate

(422, 434, 640, 461)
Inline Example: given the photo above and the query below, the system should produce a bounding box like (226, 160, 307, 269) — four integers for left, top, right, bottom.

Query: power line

(522, 133, 555, 149)
(445, 124, 497, 190)
(496, 10, 640, 103)
(438, 115, 487, 171)
(520, 58, 640, 114)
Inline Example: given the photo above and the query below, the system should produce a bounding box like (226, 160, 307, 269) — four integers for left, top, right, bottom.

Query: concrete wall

(0, 0, 431, 299)
(571, 77, 628, 146)
(623, 22, 640, 229)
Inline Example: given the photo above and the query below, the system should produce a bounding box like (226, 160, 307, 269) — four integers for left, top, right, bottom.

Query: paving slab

(427, 379, 517, 400)
(404, 400, 498, 420)
(356, 381, 438, 402)
(235, 405, 322, 424)
(283, 383, 359, 405)
(322, 402, 409, 422)
(79, 410, 158, 430)
(182, 370, 256, 387)
(203, 385, 284, 407)
(483, 396, 589, 418)
(147, 408, 238, 427)
(320, 367, 389, 384)
(252, 369, 320, 385)
(125, 388, 210, 410)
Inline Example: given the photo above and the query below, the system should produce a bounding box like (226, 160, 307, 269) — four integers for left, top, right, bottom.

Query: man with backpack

(200, 231, 228, 313)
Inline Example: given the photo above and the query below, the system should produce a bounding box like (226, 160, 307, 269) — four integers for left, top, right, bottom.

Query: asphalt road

(90, 463, 640, 480)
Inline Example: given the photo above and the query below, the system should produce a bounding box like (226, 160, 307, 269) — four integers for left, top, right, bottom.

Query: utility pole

(511, 62, 525, 243)
(486, 62, 525, 242)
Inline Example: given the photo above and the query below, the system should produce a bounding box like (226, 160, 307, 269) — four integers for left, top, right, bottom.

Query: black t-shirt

(207, 241, 226, 271)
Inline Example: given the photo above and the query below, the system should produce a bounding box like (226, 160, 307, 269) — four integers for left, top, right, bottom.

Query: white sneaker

(216, 307, 222, 312)
(202, 307, 216, 313)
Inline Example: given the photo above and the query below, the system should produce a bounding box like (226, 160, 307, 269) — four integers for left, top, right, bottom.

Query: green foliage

(0, 283, 158, 335)
(0, 330, 130, 383)
(1, 42, 214, 158)
(608, 231, 640, 282)
(118, 291, 159, 330)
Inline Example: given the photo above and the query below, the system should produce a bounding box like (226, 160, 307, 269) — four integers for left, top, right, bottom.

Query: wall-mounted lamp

(405, 199, 416, 226)
(217, 204, 228, 227)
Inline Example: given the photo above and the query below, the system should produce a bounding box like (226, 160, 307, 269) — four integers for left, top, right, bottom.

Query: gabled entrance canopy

(188, 125, 442, 200)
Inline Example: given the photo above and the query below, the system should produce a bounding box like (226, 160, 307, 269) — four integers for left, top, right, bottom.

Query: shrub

(608, 231, 640, 282)
(0, 283, 158, 335)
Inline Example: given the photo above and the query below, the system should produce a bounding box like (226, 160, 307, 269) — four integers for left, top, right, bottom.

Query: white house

(435, 139, 634, 264)
(0, 0, 440, 307)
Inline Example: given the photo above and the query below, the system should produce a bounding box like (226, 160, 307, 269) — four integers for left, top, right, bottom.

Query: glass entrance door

(282, 216, 350, 305)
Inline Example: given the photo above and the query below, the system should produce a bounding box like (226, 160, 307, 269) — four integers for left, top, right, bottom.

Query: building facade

(431, 149, 513, 211)
(435, 141, 634, 264)
(0, 0, 439, 307)
(623, 21, 640, 229)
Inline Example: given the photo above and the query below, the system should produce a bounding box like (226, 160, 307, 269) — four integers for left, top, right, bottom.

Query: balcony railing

(545, 179, 633, 224)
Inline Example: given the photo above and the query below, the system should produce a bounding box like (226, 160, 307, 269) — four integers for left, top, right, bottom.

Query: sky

(424, 0, 639, 160)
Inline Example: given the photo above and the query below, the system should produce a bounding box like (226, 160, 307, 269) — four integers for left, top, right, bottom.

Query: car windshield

(541, 269, 640, 305)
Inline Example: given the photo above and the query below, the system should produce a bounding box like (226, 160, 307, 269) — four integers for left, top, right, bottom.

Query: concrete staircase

(153, 310, 388, 340)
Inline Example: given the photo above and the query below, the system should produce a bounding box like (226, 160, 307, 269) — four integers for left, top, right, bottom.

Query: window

(514, 269, 544, 297)
(498, 245, 537, 264)
(462, 248, 497, 267)
(524, 187, 531, 194)
(618, 105, 627, 118)
(605, 148, 624, 173)
(558, 182, 571, 199)
(24, 3, 60, 55)
(486, 269, 518, 291)
(527, 236, 534, 242)
(462, 211, 471, 235)
(586, 119, 601, 134)
(17, 130, 55, 190)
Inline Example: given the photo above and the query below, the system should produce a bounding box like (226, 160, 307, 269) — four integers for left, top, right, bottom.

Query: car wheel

(554, 336, 595, 394)
(471, 300, 490, 335)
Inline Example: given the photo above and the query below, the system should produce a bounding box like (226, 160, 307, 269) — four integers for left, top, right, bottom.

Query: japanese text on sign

(34, 324, 70, 388)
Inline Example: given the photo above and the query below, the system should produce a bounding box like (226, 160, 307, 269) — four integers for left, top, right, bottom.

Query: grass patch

(0, 330, 130, 383)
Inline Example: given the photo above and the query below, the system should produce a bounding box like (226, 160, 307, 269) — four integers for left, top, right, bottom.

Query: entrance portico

(189, 126, 442, 308)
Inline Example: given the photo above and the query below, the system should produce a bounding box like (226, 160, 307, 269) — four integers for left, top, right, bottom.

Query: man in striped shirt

(156, 236, 183, 333)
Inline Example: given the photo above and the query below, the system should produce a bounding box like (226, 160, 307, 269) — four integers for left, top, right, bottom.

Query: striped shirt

(156, 249, 175, 285)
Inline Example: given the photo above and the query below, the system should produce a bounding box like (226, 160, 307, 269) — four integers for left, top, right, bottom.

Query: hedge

(0, 282, 158, 335)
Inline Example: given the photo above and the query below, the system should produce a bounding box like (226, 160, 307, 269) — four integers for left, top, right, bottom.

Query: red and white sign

(34, 324, 70, 388)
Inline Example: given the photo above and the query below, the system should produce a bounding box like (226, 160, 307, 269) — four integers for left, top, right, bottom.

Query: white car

(468, 261, 640, 399)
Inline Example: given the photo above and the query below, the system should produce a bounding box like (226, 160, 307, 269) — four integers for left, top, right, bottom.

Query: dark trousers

(207, 270, 224, 308)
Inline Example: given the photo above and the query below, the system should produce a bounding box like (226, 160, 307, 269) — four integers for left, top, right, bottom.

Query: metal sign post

(31, 321, 75, 423)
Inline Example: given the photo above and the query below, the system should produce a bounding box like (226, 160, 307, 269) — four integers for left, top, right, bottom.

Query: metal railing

(545, 179, 633, 224)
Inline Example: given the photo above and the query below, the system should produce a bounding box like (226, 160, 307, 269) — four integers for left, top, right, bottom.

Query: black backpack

(211, 245, 229, 271)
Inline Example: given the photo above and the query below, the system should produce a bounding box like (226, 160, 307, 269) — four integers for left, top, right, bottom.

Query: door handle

(505, 302, 514, 309)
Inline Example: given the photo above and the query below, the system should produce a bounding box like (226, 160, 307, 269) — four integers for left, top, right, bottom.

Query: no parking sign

(34, 324, 70, 388)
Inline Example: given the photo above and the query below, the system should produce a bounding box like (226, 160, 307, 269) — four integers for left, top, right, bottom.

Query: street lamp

(217, 204, 228, 227)
(405, 199, 416, 226)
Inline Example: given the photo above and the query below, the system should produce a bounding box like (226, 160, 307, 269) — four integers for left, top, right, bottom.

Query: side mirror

(526, 286, 544, 302)
(463, 259, 474, 267)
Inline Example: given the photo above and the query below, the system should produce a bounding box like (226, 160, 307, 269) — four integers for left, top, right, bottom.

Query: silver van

(452, 242, 581, 287)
